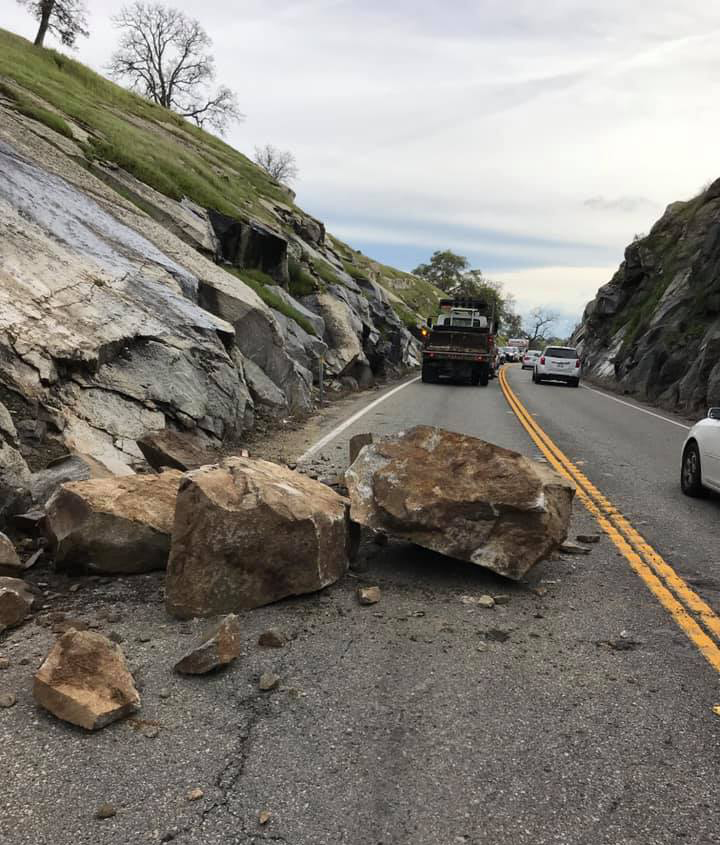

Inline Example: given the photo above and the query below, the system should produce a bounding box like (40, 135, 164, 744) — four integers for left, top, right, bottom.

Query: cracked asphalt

(1, 369, 719, 845)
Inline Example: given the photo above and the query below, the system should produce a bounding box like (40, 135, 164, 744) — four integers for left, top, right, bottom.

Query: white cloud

(3, 0, 720, 315)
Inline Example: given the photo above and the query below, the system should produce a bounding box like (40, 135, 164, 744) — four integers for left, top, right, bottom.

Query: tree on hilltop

(17, 0, 89, 48)
(413, 249, 469, 292)
(254, 145, 299, 185)
(108, 2, 242, 134)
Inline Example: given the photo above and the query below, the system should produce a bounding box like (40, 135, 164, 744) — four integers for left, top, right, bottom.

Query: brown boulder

(166, 457, 351, 618)
(33, 629, 140, 730)
(44, 471, 182, 573)
(0, 576, 36, 631)
(0, 532, 22, 577)
(174, 614, 242, 674)
(345, 426, 575, 580)
(137, 429, 221, 472)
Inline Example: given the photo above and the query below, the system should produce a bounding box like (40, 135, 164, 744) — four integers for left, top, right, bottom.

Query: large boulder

(166, 457, 351, 618)
(44, 471, 182, 573)
(33, 630, 140, 730)
(345, 426, 575, 580)
(136, 429, 221, 472)
(302, 293, 367, 377)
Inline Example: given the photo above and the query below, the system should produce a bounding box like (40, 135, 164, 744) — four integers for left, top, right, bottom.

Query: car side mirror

(708, 407, 720, 420)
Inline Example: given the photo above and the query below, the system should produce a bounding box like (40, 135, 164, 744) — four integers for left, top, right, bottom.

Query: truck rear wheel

(479, 365, 490, 387)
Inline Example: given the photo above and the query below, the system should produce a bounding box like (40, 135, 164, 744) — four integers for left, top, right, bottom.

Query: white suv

(522, 350, 541, 370)
(533, 346, 581, 387)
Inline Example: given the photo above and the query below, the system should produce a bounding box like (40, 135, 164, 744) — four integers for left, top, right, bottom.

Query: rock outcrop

(0, 34, 428, 530)
(575, 180, 720, 413)
(44, 471, 182, 573)
(33, 629, 140, 730)
(166, 457, 351, 617)
(346, 426, 575, 580)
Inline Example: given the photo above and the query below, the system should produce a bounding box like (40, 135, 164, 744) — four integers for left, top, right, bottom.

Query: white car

(532, 346, 581, 387)
(522, 350, 541, 370)
(681, 409, 720, 496)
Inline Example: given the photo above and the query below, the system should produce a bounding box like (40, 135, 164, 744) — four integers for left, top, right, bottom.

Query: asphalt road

(1, 367, 719, 845)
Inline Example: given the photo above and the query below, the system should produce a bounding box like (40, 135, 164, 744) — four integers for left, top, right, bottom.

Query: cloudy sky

(5, 1, 720, 331)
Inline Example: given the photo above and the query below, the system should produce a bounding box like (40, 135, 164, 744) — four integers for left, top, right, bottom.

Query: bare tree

(253, 145, 299, 184)
(17, 0, 88, 48)
(108, 2, 242, 134)
(525, 306, 558, 347)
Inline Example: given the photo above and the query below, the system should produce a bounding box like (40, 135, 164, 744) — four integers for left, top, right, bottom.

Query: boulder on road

(174, 614, 242, 674)
(166, 457, 351, 618)
(345, 426, 575, 580)
(33, 629, 140, 730)
(0, 532, 22, 577)
(0, 576, 36, 631)
(44, 471, 182, 574)
(137, 429, 221, 472)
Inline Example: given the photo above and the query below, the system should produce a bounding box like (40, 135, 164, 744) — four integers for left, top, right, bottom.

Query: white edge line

(298, 376, 421, 462)
(582, 384, 691, 430)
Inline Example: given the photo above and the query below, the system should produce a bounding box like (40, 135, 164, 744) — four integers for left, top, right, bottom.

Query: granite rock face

(575, 179, 720, 413)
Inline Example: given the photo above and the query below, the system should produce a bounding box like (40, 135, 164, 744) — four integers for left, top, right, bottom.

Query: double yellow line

(499, 367, 720, 674)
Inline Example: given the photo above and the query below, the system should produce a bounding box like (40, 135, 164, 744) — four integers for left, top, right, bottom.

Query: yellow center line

(498, 367, 720, 674)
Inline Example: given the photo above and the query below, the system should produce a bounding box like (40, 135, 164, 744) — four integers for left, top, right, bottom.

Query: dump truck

(421, 297, 497, 386)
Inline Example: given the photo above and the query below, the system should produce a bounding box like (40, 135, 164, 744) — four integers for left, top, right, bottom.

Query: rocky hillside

(0, 29, 439, 512)
(575, 180, 720, 414)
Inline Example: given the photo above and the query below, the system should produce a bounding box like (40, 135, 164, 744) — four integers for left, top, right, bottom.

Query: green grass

(393, 302, 420, 329)
(225, 267, 318, 336)
(311, 257, 341, 287)
(0, 80, 74, 138)
(288, 258, 317, 298)
(0, 28, 290, 221)
(341, 259, 370, 284)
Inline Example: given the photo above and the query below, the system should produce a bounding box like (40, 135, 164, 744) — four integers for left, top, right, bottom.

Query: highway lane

(505, 365, 720, 619)
(5, 371, 720, 845)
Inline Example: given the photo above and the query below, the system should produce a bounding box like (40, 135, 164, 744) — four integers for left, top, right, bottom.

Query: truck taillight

(540, 356, 545, 365)
(575, 359, 581, 368)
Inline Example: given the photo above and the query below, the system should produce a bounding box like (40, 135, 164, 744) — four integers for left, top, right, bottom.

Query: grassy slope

(0, 28, 443, 322)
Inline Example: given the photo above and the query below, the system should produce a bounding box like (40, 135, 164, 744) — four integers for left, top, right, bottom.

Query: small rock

(33, 630, 140, 730)
(559, 541, 591, 555)
(69, 583, 82, 593)
(485, 629, 510, 643)
(532, 586, 548, 597)
(95, 803, 116, 820)
(259, 672, 280, 691)
(186, 788, 204, 802)
(0, 692, 16, 708)
(174, 614, 242, 675)
(0, 532, 22, 577)
(576, 534, 600, 544)
(477, 595, 495, 608)
(108, 631, 124, 644)
(107, 611, 123, 624)
(160, 829, 178, 842)
(0, 577, 36, 631)
(158, 688, 171, 700)
(357, 586, 381, 605)
(258, 629, 287, 648)
(258, 810, 272, 825)
(137, 634, 152, 643)
(493, 595, 511, 605)
(0, 656, 9, 669)
(142, 724, 160, 738)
